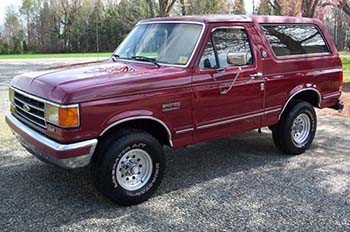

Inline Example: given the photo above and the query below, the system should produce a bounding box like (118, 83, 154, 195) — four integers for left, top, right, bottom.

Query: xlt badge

(162, 102, 181, 112)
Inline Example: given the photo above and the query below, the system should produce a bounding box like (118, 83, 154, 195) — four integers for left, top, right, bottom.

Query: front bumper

(5, 113, 98, 169)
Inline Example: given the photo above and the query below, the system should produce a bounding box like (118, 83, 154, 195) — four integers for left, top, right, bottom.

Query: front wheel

(94, 129, 165, 205)
(272, 100, 317, 155)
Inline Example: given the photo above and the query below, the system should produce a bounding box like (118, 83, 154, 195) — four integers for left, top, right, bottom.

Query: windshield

(114, 23, 203, 66)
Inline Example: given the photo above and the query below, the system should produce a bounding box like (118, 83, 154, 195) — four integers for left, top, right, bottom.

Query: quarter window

(261, 24, 330, 57)
(199, 28, 253, 70)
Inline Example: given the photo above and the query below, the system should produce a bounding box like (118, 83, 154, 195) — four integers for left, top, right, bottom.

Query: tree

(20, 0, 35, 49)
(3, 6, 25, 53)
(159, 0, 176, 16)
(257, 0, 273, 15)
(146, 0, 156, 17)
(186, 0, 227, 15)
(302, 0, 320, 17)
(326, 0, 350, 16)
(178, 0, 187, 15)
(231, 0, 246, 14)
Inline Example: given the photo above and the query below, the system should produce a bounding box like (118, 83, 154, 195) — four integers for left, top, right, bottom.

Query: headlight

(9, 87, 14, 103)
(45, 103, 79, 128)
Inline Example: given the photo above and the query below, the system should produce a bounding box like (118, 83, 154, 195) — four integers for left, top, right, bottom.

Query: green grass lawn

(341, 56, 349, 83)
(0, 52, 111, 59)
(339, 50, 349, 56)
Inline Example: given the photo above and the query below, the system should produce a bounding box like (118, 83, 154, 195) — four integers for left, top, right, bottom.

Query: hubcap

(116, 149, 153, 191)
(291, 113, 311, 147)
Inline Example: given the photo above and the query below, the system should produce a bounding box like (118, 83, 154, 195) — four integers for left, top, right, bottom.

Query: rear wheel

(93, 129, 165, 205)
(272, 100, 317, 154)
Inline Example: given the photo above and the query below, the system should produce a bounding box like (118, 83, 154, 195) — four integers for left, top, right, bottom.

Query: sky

(0, 0, 257, 24)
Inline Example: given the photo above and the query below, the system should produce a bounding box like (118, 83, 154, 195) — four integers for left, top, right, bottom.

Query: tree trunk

(146, 0, 156, 18)
(302, 0, 320, 17)
(159, 0, 177, 17)
(340, 0, 350, 16)
(179, 0, 186, 15)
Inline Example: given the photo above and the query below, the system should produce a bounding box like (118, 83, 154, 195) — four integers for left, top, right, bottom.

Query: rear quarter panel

(253, 20, 342, 126)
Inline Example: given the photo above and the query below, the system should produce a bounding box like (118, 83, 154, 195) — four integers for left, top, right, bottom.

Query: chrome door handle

(250, 72, 263, 79)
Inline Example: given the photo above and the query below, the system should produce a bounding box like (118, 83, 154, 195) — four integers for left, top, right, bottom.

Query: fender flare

(279, 87, 321, 119)
(99, 111, 173, 147)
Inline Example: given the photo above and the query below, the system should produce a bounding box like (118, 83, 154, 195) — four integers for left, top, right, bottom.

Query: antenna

(96, 8, 99, 62)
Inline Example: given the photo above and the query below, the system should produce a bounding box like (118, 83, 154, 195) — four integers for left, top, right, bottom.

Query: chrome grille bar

(16, 109, 46, 128)
(14, 102, 45, 121)
(14, 96, 44, 112)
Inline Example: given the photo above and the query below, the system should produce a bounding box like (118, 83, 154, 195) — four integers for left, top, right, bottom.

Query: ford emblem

(23, 104, 31, 112)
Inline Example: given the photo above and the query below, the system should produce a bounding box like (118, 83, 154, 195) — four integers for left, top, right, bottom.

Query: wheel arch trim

(99, 116, 173, 147)
(279, 87, 321, 119)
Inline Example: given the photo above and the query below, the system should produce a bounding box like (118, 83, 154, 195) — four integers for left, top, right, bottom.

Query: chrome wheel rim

(116, 149, 153, 191)
(291, 113, 311, 146)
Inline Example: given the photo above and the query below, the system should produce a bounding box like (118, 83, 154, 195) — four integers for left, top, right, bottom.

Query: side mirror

(227, 52, 247, 66)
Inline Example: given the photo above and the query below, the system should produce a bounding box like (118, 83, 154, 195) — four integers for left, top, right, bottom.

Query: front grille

(13, 90, 46, 128)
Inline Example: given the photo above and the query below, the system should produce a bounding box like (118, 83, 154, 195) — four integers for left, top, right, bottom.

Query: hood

(11, 60, 187, 104)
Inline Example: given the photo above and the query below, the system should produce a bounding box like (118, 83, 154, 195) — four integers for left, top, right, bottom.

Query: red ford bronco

(6, 15, 344, 205)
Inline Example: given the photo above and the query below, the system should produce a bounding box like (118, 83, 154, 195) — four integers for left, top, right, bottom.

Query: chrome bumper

(5, 113, 98, 169)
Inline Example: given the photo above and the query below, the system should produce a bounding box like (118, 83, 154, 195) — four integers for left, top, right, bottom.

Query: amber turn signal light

(59, 107, 79, 127)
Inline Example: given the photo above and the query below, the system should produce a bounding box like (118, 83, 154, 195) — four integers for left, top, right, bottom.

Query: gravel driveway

(0, 59, 349, 231)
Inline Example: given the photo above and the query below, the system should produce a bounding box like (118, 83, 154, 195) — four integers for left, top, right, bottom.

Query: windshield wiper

(130, 56, 160, 68)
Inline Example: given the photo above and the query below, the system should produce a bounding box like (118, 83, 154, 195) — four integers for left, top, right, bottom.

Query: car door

(192, 24, 265, 143)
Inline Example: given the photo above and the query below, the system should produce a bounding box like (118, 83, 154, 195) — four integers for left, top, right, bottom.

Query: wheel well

(280, 89, 320, 118)
(100, 119, 172, 147)
(292, 90, 320, 108)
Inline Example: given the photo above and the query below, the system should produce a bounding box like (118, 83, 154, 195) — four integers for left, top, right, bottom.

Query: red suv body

(6, 15, 343, 205)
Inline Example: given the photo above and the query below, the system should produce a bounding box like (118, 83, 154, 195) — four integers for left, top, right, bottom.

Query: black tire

(271, 124, 283, 151)
(93, 129, 165, 206)
(272, 100, 317, 154)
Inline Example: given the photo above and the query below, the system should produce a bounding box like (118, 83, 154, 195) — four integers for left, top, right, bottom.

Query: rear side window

(261, 24, 330, 57)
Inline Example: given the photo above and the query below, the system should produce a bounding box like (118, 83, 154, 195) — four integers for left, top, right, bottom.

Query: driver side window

(199, 27, 253, 70)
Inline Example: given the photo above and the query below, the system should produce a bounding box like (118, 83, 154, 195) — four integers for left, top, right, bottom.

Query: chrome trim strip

(265, 108, 281, 114)
(264, 105, 282, 111)
(197, 112, 263, 130)
(175, 127, 194, 134)
(275, 52, 331, 59)
(211, 26, 245, 32)
(323, 91, 341, 100)
(6, 113, 98, 169)
(113, 21, 206, 68)
(14, 96, 44, 112)
(279, 88, 322, 119)
(100, 116, 173, 147)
